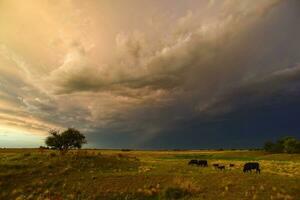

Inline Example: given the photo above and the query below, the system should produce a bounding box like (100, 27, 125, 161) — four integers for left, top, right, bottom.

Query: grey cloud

(50, 0, 288, 98)
(86, 0, 300, 147)
(1, 0, 299, 148)
(197, 64, 300, 116)
(0, 45, 94, 133)
(49, 4, 256, 94)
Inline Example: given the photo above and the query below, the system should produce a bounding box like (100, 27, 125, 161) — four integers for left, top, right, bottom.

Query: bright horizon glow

(0, 126, 44, 148)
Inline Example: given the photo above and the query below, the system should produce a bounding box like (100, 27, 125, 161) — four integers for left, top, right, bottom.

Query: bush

(264, 136, 300, 154)
(283, 137, 300, 153)
(265, 142, 284, 153)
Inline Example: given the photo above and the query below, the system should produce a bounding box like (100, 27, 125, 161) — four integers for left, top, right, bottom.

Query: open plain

(0, 149, 299, 200)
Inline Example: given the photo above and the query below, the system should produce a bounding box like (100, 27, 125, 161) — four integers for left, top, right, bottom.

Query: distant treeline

(264, 136, 300, 154)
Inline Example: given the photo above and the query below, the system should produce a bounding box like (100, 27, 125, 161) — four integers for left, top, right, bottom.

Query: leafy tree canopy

(264, 136, 300, 154)
(45, 128, 87, 152)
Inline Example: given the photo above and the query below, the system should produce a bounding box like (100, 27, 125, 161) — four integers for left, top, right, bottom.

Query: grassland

(0, 149, 299, 200)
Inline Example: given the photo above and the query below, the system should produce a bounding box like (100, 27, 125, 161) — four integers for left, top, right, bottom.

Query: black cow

(188, 159, 199, 165)
(188, 160, 208, 167)
(212, 163, 219, 168)
(217, 165, 225, 170)
(229, 164, 235, 167)
(198, 160, 208, 167)
(243, 162, 260, 173)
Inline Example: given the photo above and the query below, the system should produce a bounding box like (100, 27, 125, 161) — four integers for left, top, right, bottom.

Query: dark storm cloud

(1, 0, 300, 148)
(85, 0, 300, 148)
(197, 64, 300, 116)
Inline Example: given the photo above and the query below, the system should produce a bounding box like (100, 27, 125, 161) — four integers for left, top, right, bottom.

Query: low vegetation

(0, 149, 299, 200)
(264, 136, 300, 154)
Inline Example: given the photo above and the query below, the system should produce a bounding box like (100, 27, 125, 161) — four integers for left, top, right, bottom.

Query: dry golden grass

(0, 149, 299, 199)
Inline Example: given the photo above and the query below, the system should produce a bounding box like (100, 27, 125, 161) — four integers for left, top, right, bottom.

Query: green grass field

(0, 149, 299, 200)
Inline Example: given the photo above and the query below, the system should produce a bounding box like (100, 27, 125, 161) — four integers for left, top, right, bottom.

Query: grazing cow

(198, 160, 208, 167)
(229, 164, 235, 167)
(212, 163, 219, 168)
(217, 165, 225, 170)
(188, 159, 199, 165)
(243, 162, 260, 173)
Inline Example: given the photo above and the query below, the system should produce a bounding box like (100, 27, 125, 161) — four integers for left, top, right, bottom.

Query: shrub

(264, 136, 300, 153)
(265, 142, 284, 153)
(264, 141, 274, 152)
(283, 137, 300, 153)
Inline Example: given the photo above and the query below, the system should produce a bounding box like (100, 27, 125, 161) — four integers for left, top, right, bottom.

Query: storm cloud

(0, 0, 299, 148)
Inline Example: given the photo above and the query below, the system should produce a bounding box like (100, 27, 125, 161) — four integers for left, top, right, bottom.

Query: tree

(283, 137, 300, 153)
(263, 141, 283, 153)
(264, 136, 300, 154)
(45, 128, 87, 153)
(271, 142, 284, 153)
(264, 141, 274, 152)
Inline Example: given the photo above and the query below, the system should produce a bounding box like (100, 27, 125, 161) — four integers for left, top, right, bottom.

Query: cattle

(229, 164, 235, 167)
(188, 160, 208, 167)
(188, 159, 199, 165)
(243, 162, 260, 173)
(217, 165, 225, 170)
(198, 160, 208, 167)
(212, 163, 219, 168)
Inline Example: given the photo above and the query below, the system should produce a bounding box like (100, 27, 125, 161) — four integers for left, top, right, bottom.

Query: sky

(0, 0, 300, 149)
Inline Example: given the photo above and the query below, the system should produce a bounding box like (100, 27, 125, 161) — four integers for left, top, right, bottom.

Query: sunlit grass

(0, 149, 299, 199)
